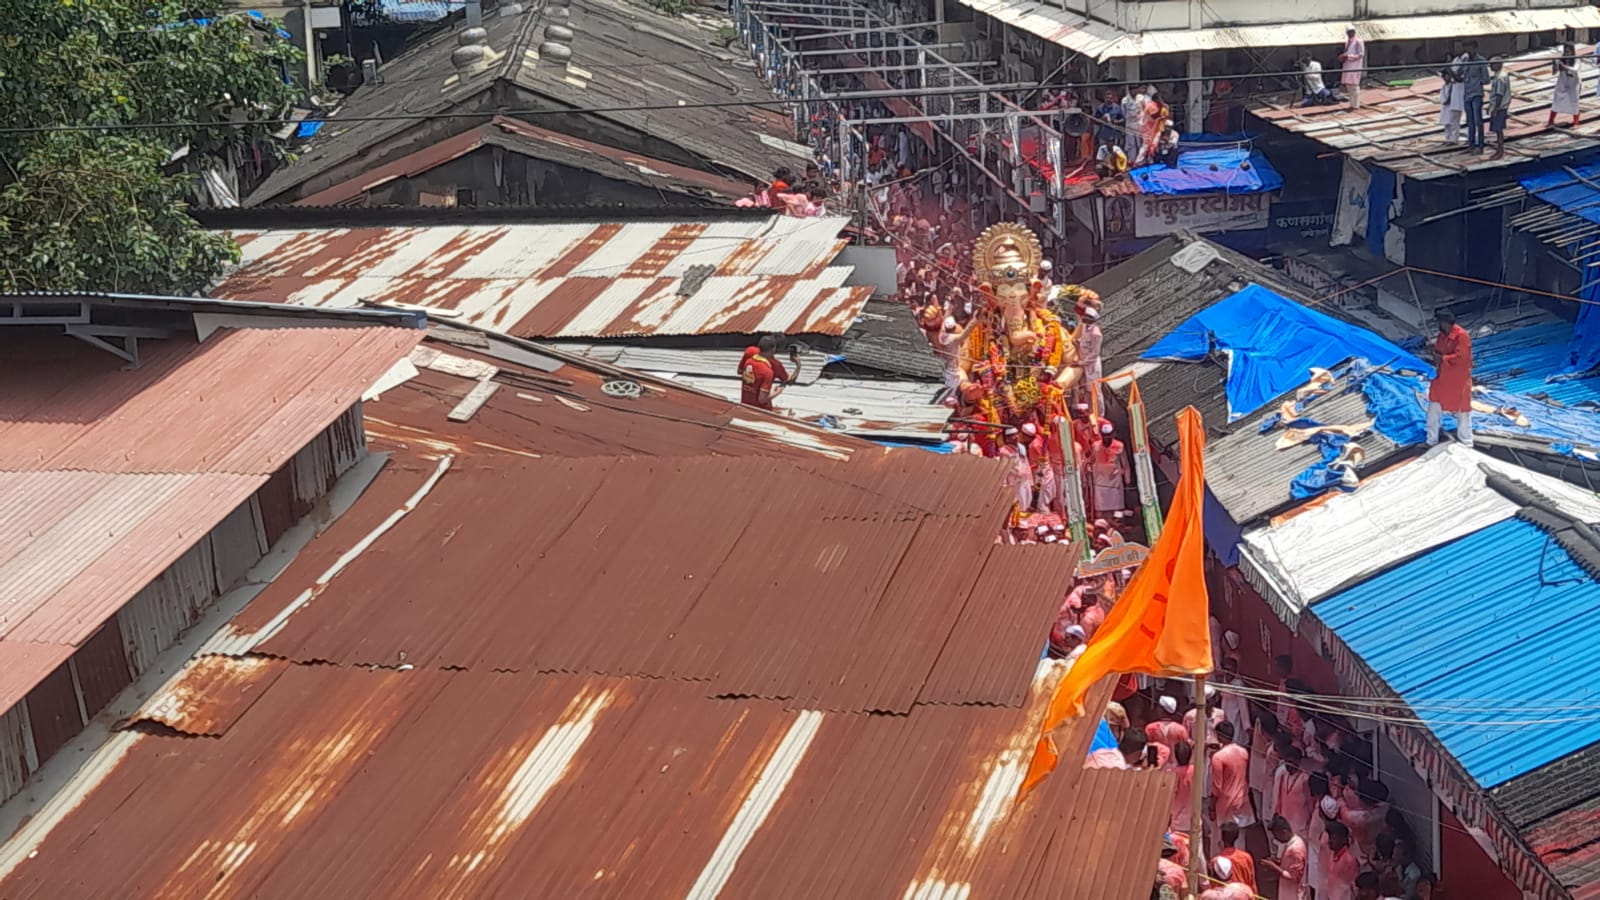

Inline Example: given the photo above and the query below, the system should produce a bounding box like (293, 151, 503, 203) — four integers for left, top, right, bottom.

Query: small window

(455, 188, 477, 208)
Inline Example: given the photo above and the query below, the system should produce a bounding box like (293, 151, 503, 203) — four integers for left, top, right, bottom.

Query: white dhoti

(1092, 474, 1124, 514)
(1440, 83, 1463, 142)
(1035, 463, 1059, 512)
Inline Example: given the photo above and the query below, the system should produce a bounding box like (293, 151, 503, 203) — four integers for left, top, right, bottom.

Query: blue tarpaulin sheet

(1142, 284, 1433, 421)
(1089, 719, 1118, 754)
(1361, 371, 1430, 446)
(1366, 167, 1395, 258)
(1128, 148, 1283, 196)
(1521, 163, 1600, 373)
(1290, 432, 1357, 500)
(295, 120, 324, 139)
(1202, 486, 1242, 566)
(1472, 388, 1600, 446)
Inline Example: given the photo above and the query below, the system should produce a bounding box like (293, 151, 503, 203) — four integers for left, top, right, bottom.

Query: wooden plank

(447, 379, 501, 422)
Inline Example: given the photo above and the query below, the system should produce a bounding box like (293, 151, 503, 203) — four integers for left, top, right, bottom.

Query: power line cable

(0, 54, 1572, 137)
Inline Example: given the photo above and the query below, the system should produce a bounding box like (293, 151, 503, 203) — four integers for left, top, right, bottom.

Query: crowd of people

(1064, 645, 1444, 900)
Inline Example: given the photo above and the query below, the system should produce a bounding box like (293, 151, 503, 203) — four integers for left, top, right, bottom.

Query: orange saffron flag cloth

(1020, 405, 1214, 798)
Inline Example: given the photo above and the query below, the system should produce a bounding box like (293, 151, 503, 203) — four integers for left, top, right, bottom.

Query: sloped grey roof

(249, 0, 806, 205)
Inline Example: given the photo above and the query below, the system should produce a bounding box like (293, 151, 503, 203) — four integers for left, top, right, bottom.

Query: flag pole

(1187, 673, 1208, 900)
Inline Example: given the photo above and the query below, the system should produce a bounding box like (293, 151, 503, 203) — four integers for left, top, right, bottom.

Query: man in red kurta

(1427, 309, 1474, 448)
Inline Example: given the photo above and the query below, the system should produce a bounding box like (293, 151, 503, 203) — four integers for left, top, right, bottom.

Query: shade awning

(956, 2, 1600, 61)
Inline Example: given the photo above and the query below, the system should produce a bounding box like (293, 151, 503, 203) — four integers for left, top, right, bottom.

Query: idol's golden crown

(972, 223, 1043, 285)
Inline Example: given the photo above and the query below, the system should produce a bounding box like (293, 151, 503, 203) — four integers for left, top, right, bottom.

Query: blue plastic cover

(1366, 167, 1395, 258)
(1313, 518, 1600, 788)
(1520, 164, 1600, 373)
(1289, 432, 1357, 500)
(1357, 368, 1431, 446)
(1089, 719, 1118, 754)
(1142, 284, 1434, 420)
(1127, 148, 1284, 196)
(295, 120, 324, 140)
(1471, 388, 1600, 446)
(1202, 486, 1243, 567)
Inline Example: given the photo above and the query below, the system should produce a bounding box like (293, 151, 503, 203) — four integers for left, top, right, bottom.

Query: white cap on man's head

(1158, 695, 1179, 714)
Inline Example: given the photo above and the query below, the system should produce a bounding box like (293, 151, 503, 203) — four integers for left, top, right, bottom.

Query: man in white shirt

(1301, 53, 1332, 106)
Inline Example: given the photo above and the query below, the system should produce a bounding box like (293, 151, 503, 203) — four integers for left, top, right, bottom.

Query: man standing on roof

(1458, 41, 1489, 152)
(1488, 57, 1512, 160)
(738, 335, 801, 411)
(1426, 309, 1473, 448)
(1339, 26, 1365, 109)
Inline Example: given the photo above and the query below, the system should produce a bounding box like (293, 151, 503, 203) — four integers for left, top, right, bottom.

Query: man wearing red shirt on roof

(738, 335, 801, 410)
(1426, 308, 1474, 448)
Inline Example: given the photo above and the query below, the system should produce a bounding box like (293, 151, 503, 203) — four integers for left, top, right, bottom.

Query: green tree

(0, 1, 303, 293)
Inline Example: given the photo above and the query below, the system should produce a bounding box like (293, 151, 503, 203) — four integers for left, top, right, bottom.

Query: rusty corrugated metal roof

(0, 333, 1171, 898)
(1254, 45, 1600, 180)
(0, 660, 1169, 900)
(0, 325, 420, 708)
(222, 448, 1045, 714)
(213, 217, 874, 339)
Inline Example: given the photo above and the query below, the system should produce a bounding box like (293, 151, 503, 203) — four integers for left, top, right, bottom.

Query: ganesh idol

(956, 222, 1082, 459)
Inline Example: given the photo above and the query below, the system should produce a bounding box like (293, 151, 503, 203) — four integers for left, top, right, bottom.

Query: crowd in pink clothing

(1082, 653, 1440, 900)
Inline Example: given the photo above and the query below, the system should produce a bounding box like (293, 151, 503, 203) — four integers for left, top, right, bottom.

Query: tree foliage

(0, 0, 303, 293)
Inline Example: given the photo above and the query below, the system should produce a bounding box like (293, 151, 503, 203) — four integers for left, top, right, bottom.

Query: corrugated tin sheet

(1474, 321, 1600, 408)
(1311, 518, 1600, 789)
(0, 328, 1173, 899)
(0, 325, 420, 711)
(670, 374, 951, 438)
(215, 218, 872, 339)
(1205, 387, 1402, 525)
(227, 450, 1066, 714)
(837, 299, 949, 380)
(962, 0, 1600, 62)
(295, 117, 754, 207)
(554, 343, 832, 385)
(0, 326, 421, 474)
(361, 352, 865, 463)
(0, 643, 74, 714)
(247, 0, 805, 204)
(1254, 43, 1600, 180)
(0, 660, 1168, 900)
(1240, 443, 1600, 618)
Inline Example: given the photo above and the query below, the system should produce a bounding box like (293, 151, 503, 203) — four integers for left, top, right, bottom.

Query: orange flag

(1020, 405, 1213, 798)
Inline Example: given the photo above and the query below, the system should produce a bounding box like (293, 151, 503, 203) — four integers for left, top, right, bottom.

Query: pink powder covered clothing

(1086, 747, 1128, 769)
(1322, 844, 1360, 900)
(1170, 764, 1196, 833)
(1276, 768, 1314, 836)
(1275, 835, 1308, 900)
(1210, 744, 1253, 825)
